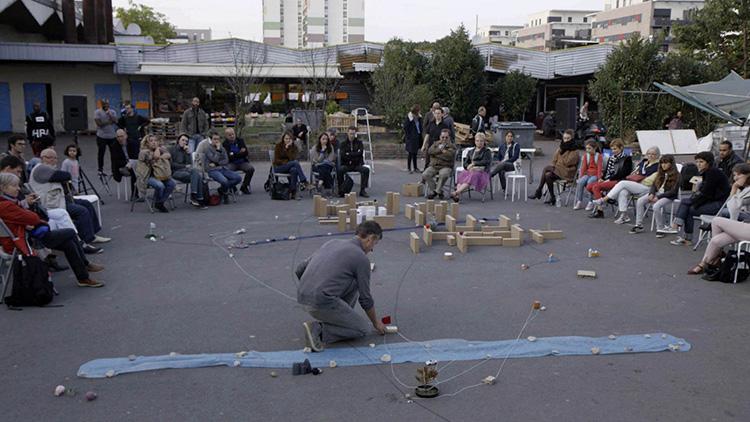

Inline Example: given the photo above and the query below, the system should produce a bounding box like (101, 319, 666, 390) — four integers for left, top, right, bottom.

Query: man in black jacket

(470, 106, 488, 138)
(421, 107, 450, 168)
(223, 128, 255, 194)
(117, 103, 150, 144)
(26, 102, 55, 156)
(338, 126, 370, 198)
(717, 141, 743, 179)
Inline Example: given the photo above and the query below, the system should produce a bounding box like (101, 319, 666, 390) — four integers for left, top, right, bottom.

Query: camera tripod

(71, 131, 106, 204)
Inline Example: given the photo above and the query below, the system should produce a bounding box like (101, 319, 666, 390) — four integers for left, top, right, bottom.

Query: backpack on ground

(716, 250, 750, 283)
(5, 255, 54, 307)
(339, 174, 354, 195)
(271, 181, 291, 200)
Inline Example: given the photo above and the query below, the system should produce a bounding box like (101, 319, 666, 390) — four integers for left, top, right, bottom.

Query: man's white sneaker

(585, 202, 594, 211)
(670, 236, 690, 246)
(614, 214, 631, 225)
(92, 235, 111, 244)
(573, 201, 583, 210)
(657, 226, 679, 234)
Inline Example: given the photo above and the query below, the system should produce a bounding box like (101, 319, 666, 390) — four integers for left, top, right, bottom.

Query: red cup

(382, 315, 391, 324)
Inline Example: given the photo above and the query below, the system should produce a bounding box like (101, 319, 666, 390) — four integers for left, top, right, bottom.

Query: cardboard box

(402, 183, 424, 197)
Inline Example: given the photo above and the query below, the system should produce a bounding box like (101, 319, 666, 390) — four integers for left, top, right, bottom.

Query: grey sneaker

(302, 321, 324, 352)
(629, 225, 644, 234)
(670, 236, 690, 246)
(658, 226, 679, 234)
(614, 214, 631, 225)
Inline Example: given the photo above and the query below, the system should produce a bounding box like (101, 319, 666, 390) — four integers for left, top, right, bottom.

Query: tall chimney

(95, 0, 107, 44)
(82, 0, 97, 44)
(62, 0, 77, 43)
(104, 0, 114, 43)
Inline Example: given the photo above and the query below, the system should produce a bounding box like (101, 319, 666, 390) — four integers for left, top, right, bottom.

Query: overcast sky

(112, 0, 603, 42)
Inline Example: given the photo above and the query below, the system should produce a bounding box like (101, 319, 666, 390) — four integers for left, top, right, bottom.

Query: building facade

(592, 0, 704, 51)
(514, 10, 599, 51)
(170, 28, 213, 44)
(263, 0, 365, 49)
(472, 25, 523, 46)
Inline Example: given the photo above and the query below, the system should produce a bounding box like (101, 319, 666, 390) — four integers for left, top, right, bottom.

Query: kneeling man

(296, 221, 385, 351)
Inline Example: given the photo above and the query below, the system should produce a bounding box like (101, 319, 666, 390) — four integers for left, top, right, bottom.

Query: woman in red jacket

(0, 173, 104, 288)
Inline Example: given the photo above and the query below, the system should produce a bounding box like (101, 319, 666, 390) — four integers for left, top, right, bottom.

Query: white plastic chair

(74, 194, 102, 225)
(504, 160, 527, 202)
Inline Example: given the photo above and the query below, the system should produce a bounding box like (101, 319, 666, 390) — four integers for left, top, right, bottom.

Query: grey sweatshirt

(297, 238, 374, 311)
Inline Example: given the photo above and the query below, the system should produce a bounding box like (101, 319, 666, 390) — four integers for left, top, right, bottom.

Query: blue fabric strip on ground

(78, 333, 690, 378)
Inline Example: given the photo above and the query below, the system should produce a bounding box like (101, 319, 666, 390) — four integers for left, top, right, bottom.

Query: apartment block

(592, 0, 704, 50)
(514, 9, 598, 51)
(263, 0, 365, 49)
(472, 25, 523, 46)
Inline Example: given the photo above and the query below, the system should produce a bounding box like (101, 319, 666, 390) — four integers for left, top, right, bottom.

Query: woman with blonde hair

(136, 134, 176, 213)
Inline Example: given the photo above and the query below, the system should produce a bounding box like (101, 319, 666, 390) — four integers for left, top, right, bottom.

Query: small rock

(275, 216, 279, 220)
(369, 343, 375, 348)
(380, 354, 392, 363)
(677, 341, 684, 346)
(644, 334, 651, 339)
(233, 360, 241, 367)
(520, 264, 529, 270)
(527, 336, 537, 342)
(249, 335, 256, 339)
(128, 355, 136, 361)
(407, 400, 414, 404)
(85, 391, 97, 401)
(668, 344, 680, 352)
(54, 385, 66, 397)
(540, 306, 547, 311)
(551, 350, 560, 355)
(235, 351, 248, 358)
(482, 375, 496, 385)
(288, 236, 296, 240)
(327, 233, 332, 236)
(404, 393, 412, 399)
(303, 347, 312, 353)
(169, 352, 179, 357)
(608, 335, 616, 340)
(591, 347, 601, 355)
(270, 371, 278, 378)
(105, 370, 115, 378)
(329, 360, 337, 368)
(229, 253, 234, 258)
(661, 334, 667, 339)
(624, 347, 633, 352)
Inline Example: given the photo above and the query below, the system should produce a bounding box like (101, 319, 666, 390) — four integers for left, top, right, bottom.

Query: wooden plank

(318, 217, 338, 225)
(405, 204, 415, 220)
(415, 210, 426, 226)
(313, 195, 323, 217)
(502, 237, 522, 247)
(530, 230, 544, 244)
(372, 215, 395, 230)
(446, 235, 456, 246)
(535, 230, 564, 240)
(386, 192, 401, 216)
(423, 226, 433, 246)
(456, 234, 468, 253)
(409, 232, 420, 254)
(434, 203, 446, 223)
(499, 215, 512, 229)
(449, 202, 459, 219)
(426, 199, 435, 214)
(338, 211, 348, 232)
(345, 192, 357, 208)
(402, 183, 424, 197)
(511, 224, 525, 241)
(465, 214, 477, 230)
(348, 208, 358, 230)
(445, 215, 457, 232)
(463, 236, 503, 246)
(417, 202, 427, 214)
(577, 270, 597, 278)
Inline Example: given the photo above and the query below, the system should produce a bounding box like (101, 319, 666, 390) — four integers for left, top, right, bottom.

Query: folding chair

(198, 151, 238, 203)
(454, 148, 493, 202)
(734, 241, 750, 284)
(0, 220, 20, 304)
(268, 150, 293, 185)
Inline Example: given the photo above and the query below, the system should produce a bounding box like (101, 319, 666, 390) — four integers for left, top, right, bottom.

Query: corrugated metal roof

(478, 43, 614, 79)
(0, 41, 116, 62)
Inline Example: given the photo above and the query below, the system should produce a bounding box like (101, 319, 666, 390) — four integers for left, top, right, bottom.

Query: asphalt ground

(2, 135, 749, 421)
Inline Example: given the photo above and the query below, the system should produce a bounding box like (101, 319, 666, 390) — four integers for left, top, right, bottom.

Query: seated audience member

(310, 132, 337, 196)
(60, 144, 80, 194)
(169, 133, 206, 208)
(0, 173, 104, 287)
(587, 139, 633, 218)
(451, 132, 492, 202)
(204, 132, 242, 204)
(593, 146, 660, 224)
(630, 155, 681, 234)
(718, 163, 750, 221)
(661, 151, 731, 245)
(529, 129, 580, 204)
(2, 134, 28, 183)
(574, 140, 603, 211)
(490, 130, 520, 192)
(273, 131, 309, 200)
(30, 148, 108, 254)
(688, 215, 750, 279)
(223, 128, 255, 194)
(111, 129, 137, 195)
(717, 140, 743, 180)
(135, 134, 176, 213)
(422, 129, 455, 199)
(338, 126, 370, 198)
(326, 127, 339, 151)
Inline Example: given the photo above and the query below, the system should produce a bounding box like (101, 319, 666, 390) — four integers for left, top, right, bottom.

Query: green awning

(654, 71, 750, 126)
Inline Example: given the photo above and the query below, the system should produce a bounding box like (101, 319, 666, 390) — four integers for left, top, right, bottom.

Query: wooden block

(373, 215, 395, 229)
(313, 195, 323, 217)
(499, 215, 512, 229)
(405, 204, 415, 220)
(345, 192, 357, 208)
(337, 211, 348, 232)
(318, 217, 338, 225)
(434, 203, 446, 223)
(464, 236, 503, 246)
(446, 235, 456, 246)
(409, 232, 420, 254)
(465, 214, 477, 230)
(402, 183, 424, 197)
(577, 270, 597, 278)
(327, 204, 337, 216)
(502, 237, 522, 247)
(386, 192, 401, 215)
(456, 234, 468, 253)
(449, 202, 459, 219)
(423, 227, 433, 246)
(417, 202, 427, 214)
(538, 230, 564, 240)
(415, 210, 426, 226)
(445, 215, 457, 232)
(426, 199, 435, 214)
(510, 224, 525, 242)
(348, 208, 358, 230)
(530, 230, 544, 244)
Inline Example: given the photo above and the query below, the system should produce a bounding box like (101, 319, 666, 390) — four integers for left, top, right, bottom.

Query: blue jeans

(66, 200, 100, 243)
(148, 177, 176, 204)
(208, 168, 242, 193)
(274, 161, 307, 190)
(173, 169, 204, 199)
(575, 175, 598, 202)
(313, 162, 335, 189)
(674, 197, 724, 239)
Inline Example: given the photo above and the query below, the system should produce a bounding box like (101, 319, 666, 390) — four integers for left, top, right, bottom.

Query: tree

(300, 47, 342, 112)
(673, 0, 750, 77)
(115, 1, 176, 44)
(496, 70, 537, 121)
(370, 38, 433, 128)
(223, 40, 268, 135)
(589, 36, 722, 141)
(429, 25, 486, 123)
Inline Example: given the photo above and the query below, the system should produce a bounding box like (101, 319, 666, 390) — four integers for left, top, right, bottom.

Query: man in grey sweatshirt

(296, 221, 385, 351)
